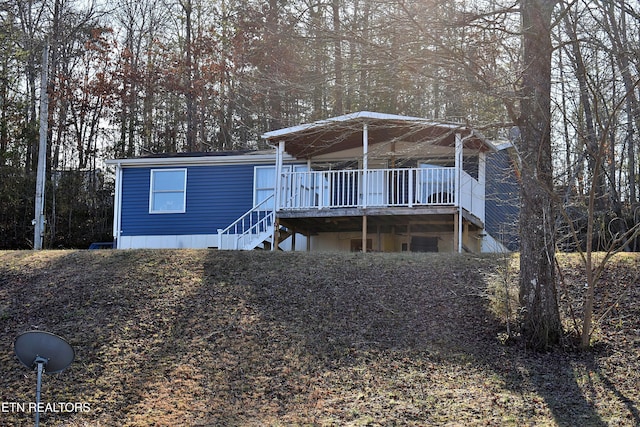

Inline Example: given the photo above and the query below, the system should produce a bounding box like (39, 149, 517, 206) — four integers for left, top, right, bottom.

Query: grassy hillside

(0, 250, 638, 426)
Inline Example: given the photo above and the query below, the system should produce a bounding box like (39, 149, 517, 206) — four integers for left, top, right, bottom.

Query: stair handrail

(218, 194, 275, 249)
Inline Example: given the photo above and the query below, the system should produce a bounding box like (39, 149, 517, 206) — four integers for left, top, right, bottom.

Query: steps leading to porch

(217, 194, 292, 250)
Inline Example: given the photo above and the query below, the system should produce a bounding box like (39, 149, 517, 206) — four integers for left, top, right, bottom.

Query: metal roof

(261, 111, 496, 159)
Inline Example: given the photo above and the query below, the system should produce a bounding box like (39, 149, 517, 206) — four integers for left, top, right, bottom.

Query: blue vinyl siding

(120, 164, 256, 236)
(485, 149, 520, 251)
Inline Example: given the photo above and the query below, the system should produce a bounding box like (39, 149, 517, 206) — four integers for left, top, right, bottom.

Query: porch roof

(261, 111, 496, 159)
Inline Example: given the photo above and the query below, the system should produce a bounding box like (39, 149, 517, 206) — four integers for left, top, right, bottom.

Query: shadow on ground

(1, 250, 638, 425)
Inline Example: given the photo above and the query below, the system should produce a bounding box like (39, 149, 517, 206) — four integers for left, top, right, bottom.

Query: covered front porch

(265, 111, 495, 253)
(217, 112, 496, 252)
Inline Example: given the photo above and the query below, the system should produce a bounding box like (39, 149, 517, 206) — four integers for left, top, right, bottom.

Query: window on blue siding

(150, 169, 187, 213)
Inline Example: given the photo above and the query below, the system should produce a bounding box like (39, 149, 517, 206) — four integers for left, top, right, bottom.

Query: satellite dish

(14, 331, 75, 427)
(14, 331, 75, 373)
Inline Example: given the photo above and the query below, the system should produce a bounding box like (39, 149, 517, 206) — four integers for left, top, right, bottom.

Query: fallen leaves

(0, 250, 638, 426)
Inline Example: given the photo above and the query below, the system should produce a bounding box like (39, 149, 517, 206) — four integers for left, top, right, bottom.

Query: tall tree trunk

(604, 0, 638, 205)
(558, 45, 573, 195)
(359, 0, 370, 111)
(182, 0, 196, 151)
(516, 0, 562, 350)
(332, 0, 343, 115)
(563, 13, 606, 211)
(0, 50, 9, 167)
(265, 0, 282, 130)
(19, 1, 40, 173)
(143, 30, 156, 153)
(309, 4, 323, 120)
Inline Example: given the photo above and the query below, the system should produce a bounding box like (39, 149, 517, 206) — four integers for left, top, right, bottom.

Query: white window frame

(149, 168, 187, 214)
(253, 165, 292, 208)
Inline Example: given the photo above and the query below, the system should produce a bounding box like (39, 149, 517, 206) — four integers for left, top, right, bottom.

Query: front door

(366, 169, 387, 206)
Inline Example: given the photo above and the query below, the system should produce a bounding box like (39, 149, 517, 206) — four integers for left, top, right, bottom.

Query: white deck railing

(459, 169, 484, 222)
(278, 167, 458, 209)
(218, 194, 275, 250)
(218, 167, 484, 250)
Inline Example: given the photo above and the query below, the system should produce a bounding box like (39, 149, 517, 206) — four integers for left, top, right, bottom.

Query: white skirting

(117, 234, 220, 249)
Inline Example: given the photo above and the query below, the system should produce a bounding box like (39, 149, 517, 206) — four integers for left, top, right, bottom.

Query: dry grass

(0, 250, 638, 426)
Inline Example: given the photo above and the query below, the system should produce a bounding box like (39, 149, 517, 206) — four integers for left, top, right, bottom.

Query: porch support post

(362, 122, 369, 252)
(362, 215, 368, 253)
(275, 141, 285, 209)
(453, 213, 460, 252)
(362, 122, 368, 208)
(291, 228, 296, 251)
(272, 141, 285, 252)
(455, 133, 463, 253)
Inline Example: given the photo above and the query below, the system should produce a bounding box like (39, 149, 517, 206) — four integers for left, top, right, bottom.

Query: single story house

(105, 111, 518, 252)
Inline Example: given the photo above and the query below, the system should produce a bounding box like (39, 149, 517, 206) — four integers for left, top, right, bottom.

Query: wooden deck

(276, 166, 485, 224)
(277, 206, 483, 234)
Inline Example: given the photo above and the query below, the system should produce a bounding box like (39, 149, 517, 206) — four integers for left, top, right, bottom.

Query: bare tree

(515, 0, 562, 349)
(560, 80, 640, 348)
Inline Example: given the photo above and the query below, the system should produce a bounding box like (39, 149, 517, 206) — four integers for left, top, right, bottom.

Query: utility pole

(33, 41, 49, 250)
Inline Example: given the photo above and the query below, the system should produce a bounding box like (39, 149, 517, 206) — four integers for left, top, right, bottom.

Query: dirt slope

(0, 250, 638, 426)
